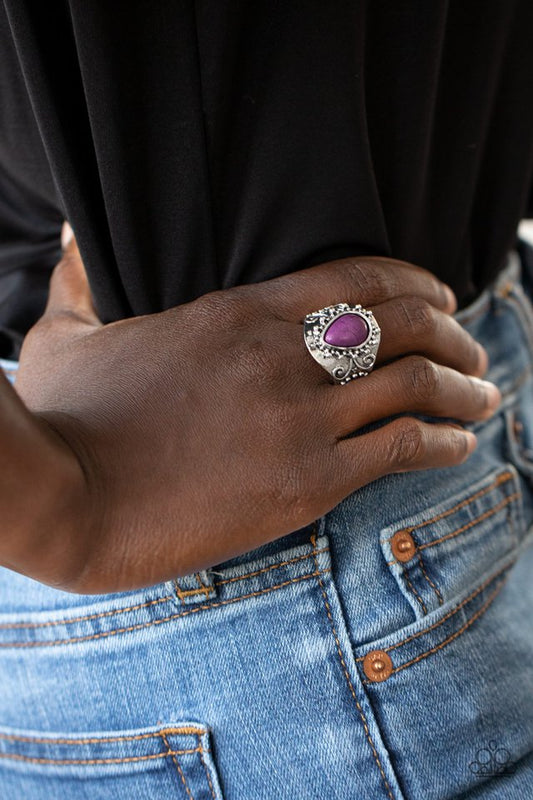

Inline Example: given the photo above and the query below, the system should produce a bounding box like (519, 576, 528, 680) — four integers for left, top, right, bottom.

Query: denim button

(363, 650, 393, 682)
(391, 530, 416, 563)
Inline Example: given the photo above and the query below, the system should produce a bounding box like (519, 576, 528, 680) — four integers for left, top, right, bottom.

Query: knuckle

(395, 296, 435, 338)
(405, 356, 442, 402)
(261, 394, 299, 436)
(343, 259, 394, 301)
(232, 336, 284, 389)
(21, 316, 55, 350)
(50, 257, 71, 282)
(196, 288, 259, 329)
(389, 418, 426, 466)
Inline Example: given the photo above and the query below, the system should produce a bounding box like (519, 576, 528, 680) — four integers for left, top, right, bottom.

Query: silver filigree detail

(303, 302, 381, 385)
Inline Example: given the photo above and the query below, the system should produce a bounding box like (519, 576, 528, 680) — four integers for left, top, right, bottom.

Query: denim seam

(499, 286, 533, 356)
(356, 558, 514, 661)
(0, 551, 325, 632)
(387, 572, 508, 678)
(416, 553, 443, 605)
(0, 569, 330, 649)
(506, 405, 533, 476)
(198, 745, 217, 800)
(381, 470, 514, 543)
(0, 595, 174, 631)
(214, 547, 329, 586)
(162, 733, 195, 800)
(0, 748, 201, 766)
(310, 531, 396, 800)
(385, 487, 519, 566)
(0, 727, 206, 745)
(416, 492, 520, 552)
(402, 570, 428, 615)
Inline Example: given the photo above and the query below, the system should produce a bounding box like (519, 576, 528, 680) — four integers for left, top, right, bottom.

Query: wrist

(0, 411, 92, 590)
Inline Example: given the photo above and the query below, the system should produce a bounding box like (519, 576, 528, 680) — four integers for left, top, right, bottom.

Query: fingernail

(443, 284, 457, 312)
(470, 376, 501, 410)
(449, 425, 477, 454)
(463, 431, 478, 453)
(476, 343, 489, 375)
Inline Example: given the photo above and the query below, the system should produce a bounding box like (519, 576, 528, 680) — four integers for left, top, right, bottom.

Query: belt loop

(169, 570, 216, 606)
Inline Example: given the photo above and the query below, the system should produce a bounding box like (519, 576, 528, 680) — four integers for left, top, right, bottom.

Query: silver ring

(303, 303, 381, 384)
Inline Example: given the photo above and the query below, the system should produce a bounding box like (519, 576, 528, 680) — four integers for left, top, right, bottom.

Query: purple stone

(324, 313, 369, 348)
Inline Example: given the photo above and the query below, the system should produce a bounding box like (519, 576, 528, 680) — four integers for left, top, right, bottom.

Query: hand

(14, 242, 500, 592)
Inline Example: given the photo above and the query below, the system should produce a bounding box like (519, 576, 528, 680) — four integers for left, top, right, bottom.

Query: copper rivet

(514, 420, 523, 435)
(391, 530, 416, 563)
(363, 650, 393, 682)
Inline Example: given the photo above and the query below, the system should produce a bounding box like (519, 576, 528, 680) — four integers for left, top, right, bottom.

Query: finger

(44, 239, 101, 327)
(261, 256, 457, 321)
(370, 295, 487, 376)
(327, 356, 500, 439)
(333, 417, 477, 496)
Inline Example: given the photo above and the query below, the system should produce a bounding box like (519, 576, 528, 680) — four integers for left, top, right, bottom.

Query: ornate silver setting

(303, 303, 381, 384)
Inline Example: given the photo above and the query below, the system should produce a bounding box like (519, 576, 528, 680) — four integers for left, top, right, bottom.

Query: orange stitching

(0, 595, 174, 631)
(194, 574, 212, 599)
(310, 532, 395, 800)
(162, 733, 195, 800)
(174, 575, 214, 602)
(198, 746, 217, 800)
(506, 489, 517, 545)
(355, 559, 514, 661)
(174, 579, 185, 605)
(392, 574, 508, 675)
(381, 471, 514, 543)
(0, 569, 330, 649)
(417, 493, 519, 552)
(0, 727, 205, 745)
(0, 748, 200, 766)
(0, 549, 325, 631)
(175, 586, 215, 599)
(214, 547, 329, 585)
(417, 554, 443, 605)
(403, 570, 428, 615)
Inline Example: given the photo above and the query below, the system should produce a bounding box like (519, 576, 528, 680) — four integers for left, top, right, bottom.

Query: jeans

(0, 248, 532, 799)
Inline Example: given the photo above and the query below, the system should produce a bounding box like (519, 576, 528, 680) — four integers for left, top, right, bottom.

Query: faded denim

(0, 248, 532, 798)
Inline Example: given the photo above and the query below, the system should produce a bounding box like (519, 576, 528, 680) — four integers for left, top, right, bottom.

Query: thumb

(44, 230, 101, 328)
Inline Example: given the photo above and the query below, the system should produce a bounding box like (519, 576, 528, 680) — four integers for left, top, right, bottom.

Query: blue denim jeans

(0, 249, 532, 799)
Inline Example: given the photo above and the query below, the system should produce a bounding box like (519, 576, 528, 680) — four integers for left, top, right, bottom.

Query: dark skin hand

(3, 237, 500, 593)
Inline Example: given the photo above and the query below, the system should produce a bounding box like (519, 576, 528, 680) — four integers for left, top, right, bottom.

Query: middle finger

(370, 294, 487, 377)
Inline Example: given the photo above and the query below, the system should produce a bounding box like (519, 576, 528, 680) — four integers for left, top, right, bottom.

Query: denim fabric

(0, 359, 18, 385)
(0, 250, 533, 798)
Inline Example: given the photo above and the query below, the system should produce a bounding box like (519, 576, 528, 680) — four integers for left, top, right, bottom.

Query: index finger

(260, 256, 457, 321)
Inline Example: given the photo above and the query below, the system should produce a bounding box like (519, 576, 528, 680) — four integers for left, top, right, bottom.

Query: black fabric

(2, 1, 533, 359)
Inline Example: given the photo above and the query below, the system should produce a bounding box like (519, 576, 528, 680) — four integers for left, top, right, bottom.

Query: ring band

(303, 303, 381, 384)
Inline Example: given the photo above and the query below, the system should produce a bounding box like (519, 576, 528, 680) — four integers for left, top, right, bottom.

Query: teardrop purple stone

(324, 313, 369, 347)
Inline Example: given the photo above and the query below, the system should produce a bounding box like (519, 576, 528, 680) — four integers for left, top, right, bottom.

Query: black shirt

(2, 1, 533, 359)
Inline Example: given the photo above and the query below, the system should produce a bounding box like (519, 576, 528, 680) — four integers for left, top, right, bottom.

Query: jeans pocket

(379, 463, 523, 620)
(0, 722, 224, 799)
